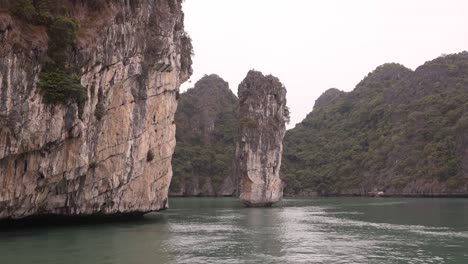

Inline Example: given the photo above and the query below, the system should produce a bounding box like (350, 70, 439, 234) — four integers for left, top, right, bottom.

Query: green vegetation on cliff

(171, 74, 238, 196)
(282, 52, 468, 196)
(9, 0, 88, 104)
(10, 0, 107, 23)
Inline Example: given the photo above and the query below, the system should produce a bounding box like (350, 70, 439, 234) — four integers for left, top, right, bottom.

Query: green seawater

(1, 198, 468, 264)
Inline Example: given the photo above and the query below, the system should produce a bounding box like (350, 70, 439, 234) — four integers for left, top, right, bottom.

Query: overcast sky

(181, 0, 468, 127)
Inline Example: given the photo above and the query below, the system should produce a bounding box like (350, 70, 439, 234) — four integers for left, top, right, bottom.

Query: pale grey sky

(181, 0, 468, 127)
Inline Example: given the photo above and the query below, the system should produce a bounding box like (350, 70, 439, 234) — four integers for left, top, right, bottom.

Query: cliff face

(282, 52, 468, 197)
(170, 74, 238, 197)
(235, 70, 287, 207)
(0, 0, 192, 219)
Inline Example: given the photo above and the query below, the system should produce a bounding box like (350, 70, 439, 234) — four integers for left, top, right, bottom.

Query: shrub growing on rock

(9, 0, 37, 23)
(9, 1, 86, 105)
(38, 71, 87, 104)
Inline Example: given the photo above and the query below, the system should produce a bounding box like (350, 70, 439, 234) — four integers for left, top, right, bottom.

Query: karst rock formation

(235, 70, 288, 207)
(0, 0, 192, 220)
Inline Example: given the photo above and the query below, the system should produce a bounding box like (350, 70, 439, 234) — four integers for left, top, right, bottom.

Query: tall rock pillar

(235, 70, 288, 207)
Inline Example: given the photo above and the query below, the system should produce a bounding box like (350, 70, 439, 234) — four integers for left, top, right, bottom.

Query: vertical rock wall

(235, 70, 287, 207)
(0, 0, 192, 219)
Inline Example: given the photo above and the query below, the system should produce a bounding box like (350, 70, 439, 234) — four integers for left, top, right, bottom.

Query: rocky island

(0, 0, 192, 220)
(170, 53, 468, 199)
(282, 52, 468, 197)
(235, 70, 288, 207)
(170, 74, 238, 197)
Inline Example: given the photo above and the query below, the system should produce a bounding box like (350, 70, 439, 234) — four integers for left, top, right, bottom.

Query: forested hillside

(170, 74, 238, 196)
(282, 52, 468, 196)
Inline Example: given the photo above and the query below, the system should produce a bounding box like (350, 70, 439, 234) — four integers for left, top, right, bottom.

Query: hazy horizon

(181, 0, 468, 127)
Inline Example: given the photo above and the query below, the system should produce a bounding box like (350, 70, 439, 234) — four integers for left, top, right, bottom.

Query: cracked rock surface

(235, 70, 287, 207)
(0, 0, 192, 219)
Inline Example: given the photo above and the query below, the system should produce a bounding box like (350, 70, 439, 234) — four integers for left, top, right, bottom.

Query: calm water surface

(1, 198, 468, 264)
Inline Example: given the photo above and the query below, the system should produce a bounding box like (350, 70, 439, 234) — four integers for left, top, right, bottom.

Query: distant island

(170, 74, 238, 197)
(173, 52, 468, 197)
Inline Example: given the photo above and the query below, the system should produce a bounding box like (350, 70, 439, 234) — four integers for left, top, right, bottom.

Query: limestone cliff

(0, 0, 192, 219)
(171, 74, 238, 197)
(235, 70, 288, 207)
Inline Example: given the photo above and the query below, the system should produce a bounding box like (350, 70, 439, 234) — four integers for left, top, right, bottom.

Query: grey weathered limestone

(235, 70, 288, 207)
(0, 0, 192, 220)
